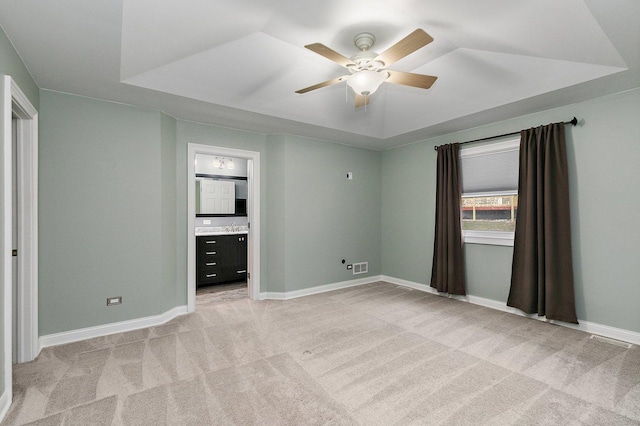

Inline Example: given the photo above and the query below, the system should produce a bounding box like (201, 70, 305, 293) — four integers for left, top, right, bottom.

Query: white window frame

(460, 138, 520, 247)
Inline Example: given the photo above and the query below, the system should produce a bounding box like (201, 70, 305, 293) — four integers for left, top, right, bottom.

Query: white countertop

(195, 226, 249, 236)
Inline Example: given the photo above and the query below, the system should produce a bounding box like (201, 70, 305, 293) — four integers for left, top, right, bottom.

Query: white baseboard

(0, 389, 11, 424)
(39, 276, 381, 349)
(37, 275, 639, 350)
(381, 276, 440, 296)
(39, 305, 188, 349)
(381, 275, 640, 346)
(260, 275, 383, 301)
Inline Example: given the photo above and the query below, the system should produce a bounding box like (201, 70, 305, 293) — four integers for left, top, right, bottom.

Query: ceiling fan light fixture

(295, 29, 436, 108)
(347, 70, 388, 96)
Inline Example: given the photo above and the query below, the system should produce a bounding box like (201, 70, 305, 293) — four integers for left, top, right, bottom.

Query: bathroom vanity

(195, 227, 248, 287)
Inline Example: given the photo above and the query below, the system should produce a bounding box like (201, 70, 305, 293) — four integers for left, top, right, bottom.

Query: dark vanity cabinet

(196, 235, 247, 287)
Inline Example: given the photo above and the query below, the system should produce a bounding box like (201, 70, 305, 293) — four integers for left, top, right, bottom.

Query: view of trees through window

(461, 195, 518, 232)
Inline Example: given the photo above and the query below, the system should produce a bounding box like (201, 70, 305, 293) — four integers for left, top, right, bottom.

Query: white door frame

(1, 76, 39, 407)
(187, 144, 260, 312)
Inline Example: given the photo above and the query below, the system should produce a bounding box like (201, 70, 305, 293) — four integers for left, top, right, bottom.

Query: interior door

(200, 179, 235, 214)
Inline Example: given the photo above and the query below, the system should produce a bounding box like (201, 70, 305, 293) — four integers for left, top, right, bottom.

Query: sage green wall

(36, 95, 382, 337)
(264, 134, 286, 293)
(161, 113, 177, 309)
(39, 90, 177, 335)
(381, 88, 640, 333)
(0, 91, 4, 398)
(282, 135, 381, 291)
(174, 124, 381, 294)
(0, 24, 39, 398)
(0, 25, 38, 107)
(381, 141, 434, 284)
(31, 60, 640, 342)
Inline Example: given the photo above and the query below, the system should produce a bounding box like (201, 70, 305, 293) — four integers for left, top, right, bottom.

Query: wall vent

(352, 262, 368, 275)
(590, 334, 632, 348)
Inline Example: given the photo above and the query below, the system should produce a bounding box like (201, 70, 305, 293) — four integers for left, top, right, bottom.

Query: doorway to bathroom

(186, 144, 260, 313)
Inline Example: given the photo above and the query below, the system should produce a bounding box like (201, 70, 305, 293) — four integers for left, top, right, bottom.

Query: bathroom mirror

(196, 177, 248, 216)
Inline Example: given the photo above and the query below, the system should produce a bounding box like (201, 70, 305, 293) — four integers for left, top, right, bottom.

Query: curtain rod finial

(570, 117, 578, 126)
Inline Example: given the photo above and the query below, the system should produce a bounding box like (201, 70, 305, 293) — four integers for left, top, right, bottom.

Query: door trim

(11, 79, 39, 364)
(2, 76, 39, 402)
(187, 144, 260, 312)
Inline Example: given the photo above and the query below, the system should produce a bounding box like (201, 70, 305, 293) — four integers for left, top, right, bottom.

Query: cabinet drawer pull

(236, 270, 247, 274)
(205, 241, 216, 244)
(205, 251, 217, 255)
(206, 262, 217, 266)
(206, 273, 217, 278)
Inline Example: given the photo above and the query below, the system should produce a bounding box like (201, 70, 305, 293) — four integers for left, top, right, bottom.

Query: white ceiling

(1, 0, 639, 150)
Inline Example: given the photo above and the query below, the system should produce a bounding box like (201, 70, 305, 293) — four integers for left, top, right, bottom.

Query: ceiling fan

(295, 29, 438, 108)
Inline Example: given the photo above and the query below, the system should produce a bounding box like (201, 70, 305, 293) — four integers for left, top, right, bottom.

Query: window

(460, 138, 520, 246)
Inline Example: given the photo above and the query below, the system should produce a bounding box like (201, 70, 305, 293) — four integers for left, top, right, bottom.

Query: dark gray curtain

(508, 122, 578, 323)
(431, 143, 466, 295)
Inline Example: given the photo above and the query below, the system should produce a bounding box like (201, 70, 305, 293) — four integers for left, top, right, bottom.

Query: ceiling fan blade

(355, 94, 368, 109)
(386, 70, 437, 89)
(305, 43, 356, 68)
(374, 29, 433, 67)
(295, 76, 348, 94)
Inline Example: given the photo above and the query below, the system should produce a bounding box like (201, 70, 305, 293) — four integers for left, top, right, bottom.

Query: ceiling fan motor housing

(349, 51, 383, 71)
(349, 32, 385, 71)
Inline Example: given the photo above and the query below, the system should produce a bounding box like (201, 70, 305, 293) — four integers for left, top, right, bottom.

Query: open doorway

(186, 144, 260, 313)
(194, 154, 249, 305)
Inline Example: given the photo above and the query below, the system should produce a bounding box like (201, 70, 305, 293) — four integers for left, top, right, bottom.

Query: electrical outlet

(107, 296, 122, 306)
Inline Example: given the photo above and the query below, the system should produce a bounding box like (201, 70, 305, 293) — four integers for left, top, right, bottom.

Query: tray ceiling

(1, 0, 638, 149)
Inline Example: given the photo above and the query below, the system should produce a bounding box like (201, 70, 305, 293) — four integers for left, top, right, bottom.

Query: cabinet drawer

(197, 237, 222, 248)
(232, 269, 247, 280)
(199, 249, 222, 262)
(198, 269, 223, 285)
(199, 259, 220, 270)
(198, 255, 221, 273)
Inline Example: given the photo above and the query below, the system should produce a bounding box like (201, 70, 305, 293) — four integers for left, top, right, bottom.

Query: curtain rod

(433, 117, 578, 151)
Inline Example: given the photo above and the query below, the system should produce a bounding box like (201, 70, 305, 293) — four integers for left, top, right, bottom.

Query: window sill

(463, 231, 514, 247)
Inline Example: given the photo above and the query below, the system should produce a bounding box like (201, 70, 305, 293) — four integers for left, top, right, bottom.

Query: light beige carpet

(3, 282, 639, 425)
(196, 283, 248, 307)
